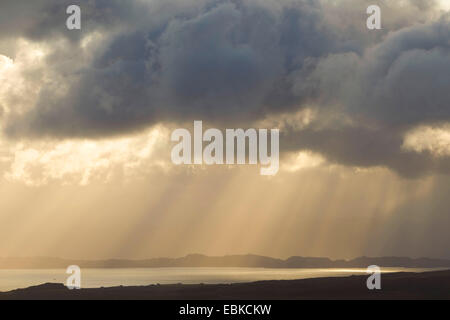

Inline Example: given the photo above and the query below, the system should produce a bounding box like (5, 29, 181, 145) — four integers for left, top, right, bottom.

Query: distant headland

(1, 254, 450, 269)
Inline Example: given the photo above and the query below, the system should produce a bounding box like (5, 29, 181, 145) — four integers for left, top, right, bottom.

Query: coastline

(1, 269, 449, 300)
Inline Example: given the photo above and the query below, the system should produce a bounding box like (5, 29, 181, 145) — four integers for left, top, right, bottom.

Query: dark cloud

(299, 19, 450, 126)
(282, 125, 450, 178)
(288, 16, 450, 177)
(4, 0, 333, 137)
(1, 0, 449, 176)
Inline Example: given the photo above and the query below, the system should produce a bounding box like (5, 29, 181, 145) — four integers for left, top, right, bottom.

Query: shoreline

(1, 269, 449, 300)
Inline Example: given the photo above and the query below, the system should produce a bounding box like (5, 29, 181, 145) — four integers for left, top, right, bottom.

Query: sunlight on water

(0, 267, 445, 292)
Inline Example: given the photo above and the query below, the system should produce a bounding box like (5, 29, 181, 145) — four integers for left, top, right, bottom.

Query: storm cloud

(1, 0, 450, 177)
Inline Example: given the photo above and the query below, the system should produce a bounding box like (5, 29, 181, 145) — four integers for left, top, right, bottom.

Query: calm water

(0, 267, 443, 292)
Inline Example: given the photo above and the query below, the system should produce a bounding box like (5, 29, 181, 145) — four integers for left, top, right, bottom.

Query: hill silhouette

(1, 254, 450, 269)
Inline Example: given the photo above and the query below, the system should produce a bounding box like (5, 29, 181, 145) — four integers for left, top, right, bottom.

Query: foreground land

(1, 270, 449, 300)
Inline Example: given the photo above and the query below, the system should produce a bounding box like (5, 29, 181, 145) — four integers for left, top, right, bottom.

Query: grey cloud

(287, 16, 450, 177)
(2, 0, 449, 177)
(5, 0, 338, 137)
(282, 125, 450, 178)
(295, 18, 450, 122)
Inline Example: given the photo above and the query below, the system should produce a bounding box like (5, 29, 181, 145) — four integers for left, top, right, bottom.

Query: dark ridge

(1, 254, 450, 269)
(1, 270, 449, 300)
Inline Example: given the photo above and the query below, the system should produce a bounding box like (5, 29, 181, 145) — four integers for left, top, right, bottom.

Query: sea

(0, 267, 444, 292)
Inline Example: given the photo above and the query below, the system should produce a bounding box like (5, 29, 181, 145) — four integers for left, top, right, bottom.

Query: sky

(0, 0, 449, 260)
